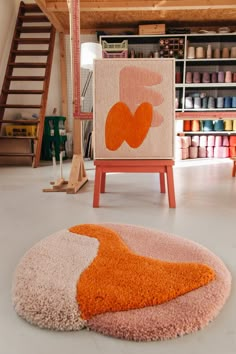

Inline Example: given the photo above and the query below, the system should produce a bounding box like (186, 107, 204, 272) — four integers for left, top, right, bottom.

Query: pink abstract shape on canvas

(119, 66, 164, 127)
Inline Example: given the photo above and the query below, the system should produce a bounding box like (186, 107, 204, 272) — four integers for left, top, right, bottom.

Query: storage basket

(102, 40, 128, 52)
(102, 50, 128, 58)
(5, 125, 37, 137)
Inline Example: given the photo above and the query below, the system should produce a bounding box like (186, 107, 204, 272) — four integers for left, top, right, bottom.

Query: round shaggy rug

(12, 223, 231, 341)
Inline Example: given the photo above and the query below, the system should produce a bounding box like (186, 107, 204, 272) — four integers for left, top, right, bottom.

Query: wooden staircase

(0, 1, 56, 167)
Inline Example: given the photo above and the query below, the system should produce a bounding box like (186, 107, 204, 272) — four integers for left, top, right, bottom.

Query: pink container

(199, 135, 207, 147)
(198, 146, 207, 158)
(207, 146, 214, 158)
(191, 135, 200, 147)
(207, 135, 215, 147)
(215, 136, 223, 147)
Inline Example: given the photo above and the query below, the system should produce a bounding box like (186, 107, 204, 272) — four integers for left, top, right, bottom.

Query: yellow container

(5, 125, 37, 137)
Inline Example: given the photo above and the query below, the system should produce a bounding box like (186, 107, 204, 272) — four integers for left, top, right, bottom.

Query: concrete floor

(0, 158, 235, 354)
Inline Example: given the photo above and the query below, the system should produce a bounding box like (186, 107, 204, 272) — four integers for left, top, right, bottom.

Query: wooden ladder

(0, 1, 56, 167)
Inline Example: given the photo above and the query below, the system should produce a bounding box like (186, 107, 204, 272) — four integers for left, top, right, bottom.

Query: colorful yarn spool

(207, 135, 215, 147)
(203, 120, 214, 131)
(224, 120, 233, 131)
(182, 148, 189, 160)
(189, 146, 198, 159)
(198, 147, 207, 158)
(222, 136, 229, 147)
(191, 120, 200, 131)
(214, 120, 224, 131)
(215, 136, 223, 147)
(199, 135, 207, 147)
(191, 135, 200, 147)
(207, 146, 214, 158)
(183, 120, 191, 131)
(229, 136, 236, 146)
(233, 120, 236, 131)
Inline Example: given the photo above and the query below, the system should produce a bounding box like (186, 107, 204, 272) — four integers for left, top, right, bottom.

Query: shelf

(184, 83, 236, 88)
(100, 32, 236, 120)
(178, 131, 236, 135)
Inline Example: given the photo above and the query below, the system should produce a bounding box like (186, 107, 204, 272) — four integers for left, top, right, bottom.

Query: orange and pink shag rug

(12, 224, 231, 341)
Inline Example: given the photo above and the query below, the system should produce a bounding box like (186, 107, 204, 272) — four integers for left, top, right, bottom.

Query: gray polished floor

(0, 159, 235, 354)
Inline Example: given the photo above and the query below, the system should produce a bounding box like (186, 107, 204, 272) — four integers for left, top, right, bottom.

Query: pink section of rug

(87, 223, 231, 341)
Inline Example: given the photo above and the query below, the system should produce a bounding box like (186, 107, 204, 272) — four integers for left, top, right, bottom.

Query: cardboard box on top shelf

(138, 24, 166, 35)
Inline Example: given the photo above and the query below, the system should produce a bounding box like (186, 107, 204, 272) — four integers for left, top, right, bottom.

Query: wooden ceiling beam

(80, 1, 236, 12)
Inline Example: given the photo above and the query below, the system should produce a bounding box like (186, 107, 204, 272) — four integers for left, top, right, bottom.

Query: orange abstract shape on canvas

(105, 101, 153, 150)
(69, 224, 215, 320)
(119, 66, 164, 127)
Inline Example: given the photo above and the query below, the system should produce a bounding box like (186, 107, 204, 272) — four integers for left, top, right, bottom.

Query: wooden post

(59, 32, 69, 131)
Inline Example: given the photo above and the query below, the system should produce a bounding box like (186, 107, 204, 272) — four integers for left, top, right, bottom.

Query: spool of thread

(182, 148, 189, 159)
(232, 96, 236, 108)
(224, 120, 233, 131)
(183, 120, 191, 131)
(198, 146, 207, 158)
(215, 136, 223, 147)
(186, 72, 193, 83)
(233, 120, 236, 131)
(207, 146, 214, 158)
(199, 135, 207, 147)
(187, 46, 195, 59)
(207, 135, 215, 147)
(214, 120, 224, 131)
(218, 71, 225, 83)
(225, 71, 232, 83)
(189, 146, 198, 159)
(222, 136, 229, 147)
(222, 47, 230, 58)
(213, 48, 220, 58)
(196, 46, 204, 59)
(224, 96, 232, 108)
(193, 72, 201, 83)
(191, 120, 200, 131)
(191, 135, 200, 147)
(203, 120, 214, 131)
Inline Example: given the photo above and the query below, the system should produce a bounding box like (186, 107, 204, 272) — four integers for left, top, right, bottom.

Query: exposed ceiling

(35, 0, 236, 35)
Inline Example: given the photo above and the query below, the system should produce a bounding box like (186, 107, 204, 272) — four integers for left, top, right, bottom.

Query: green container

(41, 116, 67, 161)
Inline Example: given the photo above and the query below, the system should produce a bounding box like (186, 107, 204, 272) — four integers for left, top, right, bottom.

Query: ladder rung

(9, 62, 47, 68)
(12, 50, 49, 56)
(3, 89, 44, 94)
(7, 76, 45, 81)
(0, 104, 42, 109)
(0, 120, 39, 124)
(15, 38, 50, 44)
(18, 15, 49, 23)
(17, 26, 52, 33)
(0, 152, 35, 157)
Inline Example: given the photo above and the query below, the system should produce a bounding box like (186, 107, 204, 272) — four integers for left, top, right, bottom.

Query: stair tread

(16, 26, 52, 33)
(20, 4, 42, 13)
(7, 76, 45, 81)
(0, 120, 39, 124)
(0, 152, 35, 157)
(18, 15, 49, 22)
(0, 136, 37, 139)
(12, 50, 49, 56)
(4, 89, 44, 94)
(9, 62, 47, 68)
(15, 38, 50, 44)
(0, 104, 42, 108)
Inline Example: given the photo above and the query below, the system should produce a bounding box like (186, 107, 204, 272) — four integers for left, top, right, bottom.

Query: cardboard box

(138, 24, 166, 35)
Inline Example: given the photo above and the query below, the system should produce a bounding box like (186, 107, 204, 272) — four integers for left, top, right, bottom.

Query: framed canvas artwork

(94, 58, 175, 159)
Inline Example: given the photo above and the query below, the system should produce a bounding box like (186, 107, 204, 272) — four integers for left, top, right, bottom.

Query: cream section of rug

(86, 223, 231, 341)
(12, 229, 99, 330)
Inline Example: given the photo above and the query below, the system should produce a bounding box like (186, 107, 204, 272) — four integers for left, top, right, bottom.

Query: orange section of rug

(69, 224, 215, 320)
(105, 102, 153, 150)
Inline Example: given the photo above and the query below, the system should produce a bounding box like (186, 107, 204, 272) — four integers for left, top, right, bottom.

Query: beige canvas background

(94, 58, 175, 159)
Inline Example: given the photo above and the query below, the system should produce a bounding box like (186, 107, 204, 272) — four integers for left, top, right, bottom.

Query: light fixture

(80, 42, 102, 107)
